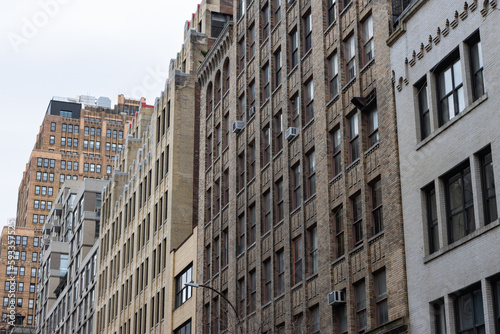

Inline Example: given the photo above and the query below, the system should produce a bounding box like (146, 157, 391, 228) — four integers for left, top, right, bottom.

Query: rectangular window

(291, 94, 300, 128)
(262, 126, 271, 166)
(306, 150, 316, 198)
(274, 112, 283, 154)
(304, 80, 314, 124)
(480, 148, 497, 224)
(367, 109, 379, 147)
(291, 164, 301, 210)
(276, 249, 285, 296)
(239, 94, 246, 121)
(238, 38, 246, 73)
(331, 127, 342, 177)
(49, 136, 55, 144)
(328, 0, 337, 26)
(437, 51, 465, 125)
(274, 49, 282, 89)
(310, 305, 320, 334)
(371, 179, 383, 235)
(374, 270, 388, 325)
(238, 0, 245, 19)
(362, 15, 374, 65)
(174, 265, 193, 308)
(303, 13, 312, 53)
(248, 270, 256, 313)
(238, 214, 245, 255)
(248, 141, 256, 180)
(426, 185, 439, 254)
(292, 236, 303, 285)
(417, 79, 431, 139)
(275, 178, 284, 223)
(50, 122, 56, 131)
(290, 30, 299, 69)
(274, 0, 281, 24)
(455, 285, 484, 333)
(469, 33, 485, 100)
(263, 191, 272, 234)
(222, 229, 229, 268)
(262, 4, 270, 40)
(248, 205, 256, 246)
(334, 206, 345, 258)
(238, 278, 245, 317)
(446, 163, 474, 243)
(352, 193, 363, 246)
(349, 112, 359, 162)
(345, 35, 356, 82)
(263, 63, 271, 101)
(431, 298, 446, 334)
(262, 259, 272, 303)
(249, 24, 255, 59)
(355, 280, 367, 333)
(307, 225, 318, 276)
(329, 52, 339, 99)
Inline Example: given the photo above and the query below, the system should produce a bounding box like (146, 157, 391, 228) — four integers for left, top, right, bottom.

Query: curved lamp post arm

(185, 282, 241, 329)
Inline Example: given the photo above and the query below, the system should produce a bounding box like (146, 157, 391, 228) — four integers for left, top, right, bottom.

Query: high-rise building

(35, 179, 106, 334)
(94, 2, 233, 334)
(389, 0, 500, 333)
(1, 95, 138, 332)
(196, 0, 410, 332)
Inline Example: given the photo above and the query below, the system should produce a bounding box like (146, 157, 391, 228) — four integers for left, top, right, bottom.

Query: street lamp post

(185, 282, 242, 333)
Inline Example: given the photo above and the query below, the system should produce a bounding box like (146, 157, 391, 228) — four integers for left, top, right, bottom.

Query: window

(417, 79, 431, 139)
(238, 278, 245, 317)
(223, 169, 229, 207)
(106, 129, 111, 138)
(174, 320, 192, 334)
(437, 51, 465, 126)
(238, 0, 245, 19)
(263, 63, 271, 101)
(237, 214, 245, 255)
(215, 72, 221, 105)
(238, 153, 245, 191)
(334, 206, 345, 258)
(206, 134, 212, 169)
(431, 298, 446, 334)
(291, 94, 300, 128)
(307, 226, 318, 276)
(32, 214, 38, 224)
(426, 184, 439, 254)
(275, 179, 284, 223)
(18, 283, 23, 292)
(367, 109, 379, 147)
(49, 135, 55, 144)
(249, 81, 256, 109)
(303, 13, 312, 53)
(238, 94, 246, 121)
(238, 38, 246, 73)
(84, 140, 88, 149)
(49, 173, 54, 181)
(349, 112, 359, 162)
(469, 33, 484, 100)
(355, 280, 367, 333)
(35, 186, 40, 195)
(74, 125, 79, 133)
(262, 259, 272, 304)
(28, 299, 34, 309)
(310, 305, 320, 334)
(331, 127, 342, 177)
(352, 193, 363, 246)
(249, 24, 255, 59)
(34, 237, 39, 247)
(248, 270, 256, 313)
(248, 205, 256, 245)
(291, 164, 301, 210)
(480, 148, 497, 224)
(374, 269, 388, 325)
(84, 163, 89, 172)
(43, 172, 48, 181)
(445, 163, 474, 244)
(50, 122, 56, 131)
(48, 187, 53, 195)
(274, 0, 281, 24)
(119, 130, 123, 139)
(290, 30, 299, 69)
(248, 141, 256, 180)
(274, 112, 283, 154)
(455, 285, 484, 333)
(113, 130, 117, 138)
(36, 171, 41, 180)
(175, 265, 193, 308)
(223, 60, 230, 94)
(329, 52, 339, 99)
(30, 283, 35, 293)
(263, 192, 272, 234)
(84, 126, 89, 135)
(327, 0, 337, 26)
(262, 4, 270, 40)
(262, 126, 271, 166)
(292, 236, 303, 285)
(371, 179, 383, 235)
(274, 49, 282, 88)
(362, 15, 374, 65)
(306, 150, 316, 198)
(74, 138, 78, 147)
(31, 268, 36, 277)
(276, 249, 285, 296)
(304, 80, 314, 123)
(34, 200, 39, 209)
(345, 35, 356, 82)
(32, 252, 38, 262)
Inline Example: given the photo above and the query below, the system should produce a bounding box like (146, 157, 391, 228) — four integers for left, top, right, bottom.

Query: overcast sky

(0, 0, 201, 228)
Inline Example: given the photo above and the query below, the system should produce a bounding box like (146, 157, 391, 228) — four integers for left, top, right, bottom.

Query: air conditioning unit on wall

(327, 290, 345, 306)
(285, 127, 299, 140)
(232, 121, 245, 133)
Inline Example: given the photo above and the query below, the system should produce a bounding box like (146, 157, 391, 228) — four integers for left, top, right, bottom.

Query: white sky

(0, 0, 202, 228)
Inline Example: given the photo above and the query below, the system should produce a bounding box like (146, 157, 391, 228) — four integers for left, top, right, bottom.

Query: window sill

(360, 58, 375, 74)
(301, 49, 312, 62)
(288, 65, 299, 78)
(423, 218, 500, 264)
(306, 272, 318, 282)
(368, 231, 384, 243)
(345, 158, 360, 173)
(342, 76, 357, 92)
(324, 20, 337, 36)
(329, 172, 343, 185)
(291, 282, 303, 291)
(416, 93, 488, 151)
(349, 243, 364, 255)
(326, 94, 340, 108)
(331, 254, 346, 266)
(302, 118, 314, 131)
(339, 0, 353, 17)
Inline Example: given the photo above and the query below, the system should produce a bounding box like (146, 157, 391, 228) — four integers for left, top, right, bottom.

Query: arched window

(215, 71, 222, 104)
(223, 59, 230, 94)
(207, 82, 213, 115)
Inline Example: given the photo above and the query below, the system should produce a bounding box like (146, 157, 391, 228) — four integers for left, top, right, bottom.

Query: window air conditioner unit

(285, 127, 299, 140)
(327, 290, 345, 306)
(232, 121, 245, 133)
(248, 106, 256, 118)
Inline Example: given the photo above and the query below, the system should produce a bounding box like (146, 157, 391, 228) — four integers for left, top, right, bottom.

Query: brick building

(35, 179, 106, 334)
(0, 226, 41, 333)
(389, 0, 500, 333)
(196, 0, 411, 332)
(2, 95, 137, 332)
